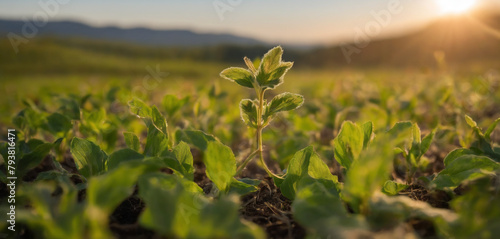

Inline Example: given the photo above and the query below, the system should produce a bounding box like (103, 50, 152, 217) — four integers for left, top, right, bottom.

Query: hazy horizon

(1, 0, 499, 46)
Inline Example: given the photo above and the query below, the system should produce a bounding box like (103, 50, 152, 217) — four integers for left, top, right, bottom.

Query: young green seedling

(220, 46, 304, 178)
(390, 122, 435, 184)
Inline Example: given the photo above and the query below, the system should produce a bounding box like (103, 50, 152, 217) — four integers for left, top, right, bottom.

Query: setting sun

(437, 0, 477, 14)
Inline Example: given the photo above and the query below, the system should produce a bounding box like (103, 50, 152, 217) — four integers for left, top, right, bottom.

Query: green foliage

(255, 46, 293, 90)
(228, 178, 260, 195)
(264, 92, 304, 120)
(175, 129, 217, 151)
(220, 67, 254, 88)
(381, 180, 409, 196)
(333, 121, 372, 171)
(17, 141, 53, 176)
(431, 155, 499, 189)
(107, 148, 144, 170)
(391, 122, 436, 183)
(43, 113, 72, 137)
(19, 183, 85, 239)
(462, 115, 500, 160)
(204, 141, 237, 193)
(129, 98, 170, 156)
(162, 94, 189, 117)
(431, 116, 500, 189)
(280, 146, 338, 199)
(367, 193, 457, 231)
(292, 176, 367, 238)
(445, 181, 500, 238)
(123, 131, 141, 151)
(162, 141, 195, 180)
(138, 173, 264, 238)
(70, 137, 108, 179)
(239, 99, 259, 127)
(86, 161, 159, 238)
(342, 128, 409, 213)
(3, 42, 500, 239)
(221, 46, 303, 178)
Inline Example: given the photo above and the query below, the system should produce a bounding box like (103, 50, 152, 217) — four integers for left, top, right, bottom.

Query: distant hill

(1, 9, 499, 73)
(0, 19, 264, 47)
(303, 10, 500, 67)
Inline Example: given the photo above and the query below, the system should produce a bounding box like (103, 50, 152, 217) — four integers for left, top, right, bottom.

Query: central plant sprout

(220, 46, 304, 178)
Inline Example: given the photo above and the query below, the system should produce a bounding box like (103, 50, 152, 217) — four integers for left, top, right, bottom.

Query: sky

(1, 0, 499, 45)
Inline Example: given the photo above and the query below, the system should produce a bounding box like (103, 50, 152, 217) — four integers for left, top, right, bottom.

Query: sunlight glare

(437, 0, 476, 14)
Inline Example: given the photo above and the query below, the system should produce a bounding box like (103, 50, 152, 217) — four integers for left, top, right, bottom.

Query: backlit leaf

(220, 67, 254, 88)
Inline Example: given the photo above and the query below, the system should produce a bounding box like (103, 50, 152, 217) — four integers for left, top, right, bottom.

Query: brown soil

(239, 177, 306, 239)
(399, 185, 451, 209)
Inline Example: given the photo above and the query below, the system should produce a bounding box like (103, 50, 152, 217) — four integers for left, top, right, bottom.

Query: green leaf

(175, 130, 217, 151)
(239, 99, 259, 127)
(333, 121, 365, 170)
(43, 113, 72, 136)
(138, 173, 205, 237)
(220, 67, 254, 88)
(58, 97, 81, 120)
(292, 176, 364, 238)
(387, 121, 413, 136)
(431, 155, 500, 189)
(264, 92, 304, 120)
(123, 132, 140, 152)
(368, 193, 457, 230)
(85, 108, 106, 130)
(138, 174, 186, 236)
(343, 133, 401, 213)
(260, 46, 283, 74)
(14, 107, 44, 132)
(228, 178, 259, 196)
(129, 99, 169, 155)
(106, 86, 120, 102)
(129, 98, 168, 136)
(203, 141, 236, 193)
(381, 180, 408, 196)
(255, 46, 293, 90)
(70, 137, 108, 178)
(162, 94, 188, 117)
(150, 106, 168, 135)
(386, 121, 414, 156)
(361, 122, 373, 149)
(280, 146, 338, 200)
(139, 173, 263, 238)
(420, 128, 436, 156)
(107, 148, 145, 171)
(448, 184, 500, 238)
(162, 142, 194, 180)
(128, 98, 152, 119)
(412, 123, 422, 144)
(19, 183, 84, 239)
(17, 143, 53, 176)
(485, 118, 500, 141)
(443, 148, 474, 166)
(465, 115, 478, 128)
(192, 195, 265, 239)
(144, 123, 169, 157)
(408, 123, 423, 160)
(87, 162, 159, 238)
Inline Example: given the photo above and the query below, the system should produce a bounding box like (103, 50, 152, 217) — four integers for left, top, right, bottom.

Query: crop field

(1, 42, 500, 239)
